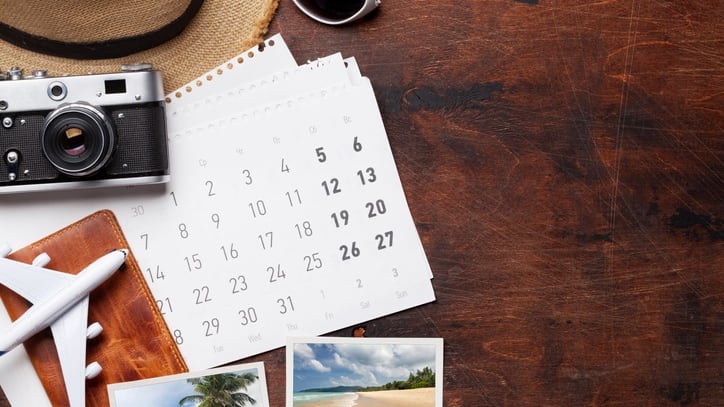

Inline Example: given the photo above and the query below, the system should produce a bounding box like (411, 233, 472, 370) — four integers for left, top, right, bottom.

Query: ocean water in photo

(293, 392, 357, 407)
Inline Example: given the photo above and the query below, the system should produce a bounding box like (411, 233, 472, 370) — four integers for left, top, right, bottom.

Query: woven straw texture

(0, 0, 279, 93)
(0, 0, 192, 42)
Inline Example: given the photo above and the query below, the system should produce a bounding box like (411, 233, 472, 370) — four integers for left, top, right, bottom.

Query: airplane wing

(0, 245, 121, 407)
(49, 296, 90, 407)
(0, 246, 74, 304)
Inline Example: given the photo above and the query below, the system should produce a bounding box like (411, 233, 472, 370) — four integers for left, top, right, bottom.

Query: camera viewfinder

(105, 79, 127, 94)
(47, 81, 67, 101)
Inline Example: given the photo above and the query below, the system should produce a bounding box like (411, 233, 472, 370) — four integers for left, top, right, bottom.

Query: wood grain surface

(2, 0, 722, 406)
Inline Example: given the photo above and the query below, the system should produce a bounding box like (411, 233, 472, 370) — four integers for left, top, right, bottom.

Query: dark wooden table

(261, 1, 724, 405)
(2, 0, 722, 406)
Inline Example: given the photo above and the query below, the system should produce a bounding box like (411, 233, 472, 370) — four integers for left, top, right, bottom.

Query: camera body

(0, 65, 169, 194)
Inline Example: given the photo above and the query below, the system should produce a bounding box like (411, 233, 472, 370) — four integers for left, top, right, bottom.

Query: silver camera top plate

(0, 69, 164, 113)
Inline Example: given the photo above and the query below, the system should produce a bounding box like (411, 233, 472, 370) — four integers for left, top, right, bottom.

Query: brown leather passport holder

(0, 209, 188, 406)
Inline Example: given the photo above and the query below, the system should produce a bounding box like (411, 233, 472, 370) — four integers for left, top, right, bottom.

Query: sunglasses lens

(296, 0, 367, 21)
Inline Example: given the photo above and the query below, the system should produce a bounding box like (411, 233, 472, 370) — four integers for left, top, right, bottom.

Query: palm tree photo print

(108, 363, 268, 407)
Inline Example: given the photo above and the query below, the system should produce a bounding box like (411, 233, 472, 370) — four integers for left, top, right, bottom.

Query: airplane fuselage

(0, 249, 126, 354)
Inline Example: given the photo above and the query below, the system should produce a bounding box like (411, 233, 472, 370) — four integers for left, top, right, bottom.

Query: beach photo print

(287, 337, 443, 407)
(108, 361, 269, 407)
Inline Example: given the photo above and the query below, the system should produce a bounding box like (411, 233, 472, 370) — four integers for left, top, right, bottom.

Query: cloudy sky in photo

(292, 341, 437, 392)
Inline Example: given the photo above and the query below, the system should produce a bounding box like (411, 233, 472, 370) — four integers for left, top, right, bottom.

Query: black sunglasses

(292, 0, 380, 25)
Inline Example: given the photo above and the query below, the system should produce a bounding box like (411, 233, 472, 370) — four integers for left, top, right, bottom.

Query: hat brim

(0, 0, 279, 94)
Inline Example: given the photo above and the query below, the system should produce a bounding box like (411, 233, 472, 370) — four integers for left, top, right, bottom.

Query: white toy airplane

(0, 243, 127, 407)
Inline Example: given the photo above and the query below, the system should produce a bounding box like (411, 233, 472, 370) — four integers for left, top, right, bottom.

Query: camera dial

(8, 67, 23, 80)
(41, 103, 117, 177)
(31, 70, 48, 79)
(120, 63, 153, 72)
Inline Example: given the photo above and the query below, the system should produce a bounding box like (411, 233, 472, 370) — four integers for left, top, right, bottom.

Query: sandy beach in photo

(353, 388, 436, 407)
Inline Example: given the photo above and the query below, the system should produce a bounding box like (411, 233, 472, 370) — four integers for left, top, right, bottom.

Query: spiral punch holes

(165, 37, 279, 104)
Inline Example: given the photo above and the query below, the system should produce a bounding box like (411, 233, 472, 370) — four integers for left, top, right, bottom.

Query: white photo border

(107, 361, 269, 407)
(286, 337, 443, 407)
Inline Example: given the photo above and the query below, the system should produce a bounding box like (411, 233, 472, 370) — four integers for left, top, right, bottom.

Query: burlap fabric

(0, 0, 279, 94)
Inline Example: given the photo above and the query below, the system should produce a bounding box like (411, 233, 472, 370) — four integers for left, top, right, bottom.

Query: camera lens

(41, 103, 116, 177)
(60, 127, 86, 156)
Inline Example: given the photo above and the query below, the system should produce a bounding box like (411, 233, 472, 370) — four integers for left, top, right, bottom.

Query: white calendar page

(167, 53, 352, 134)
(122, 78, 435, 368)
(0, 36, 435, 372)
(164, 34, 297, 108)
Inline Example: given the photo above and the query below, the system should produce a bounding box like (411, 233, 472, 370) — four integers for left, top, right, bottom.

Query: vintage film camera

(0, 64, 169, 194)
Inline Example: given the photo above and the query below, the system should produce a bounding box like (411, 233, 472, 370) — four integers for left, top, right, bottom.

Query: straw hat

(0, 0, 279, 94)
